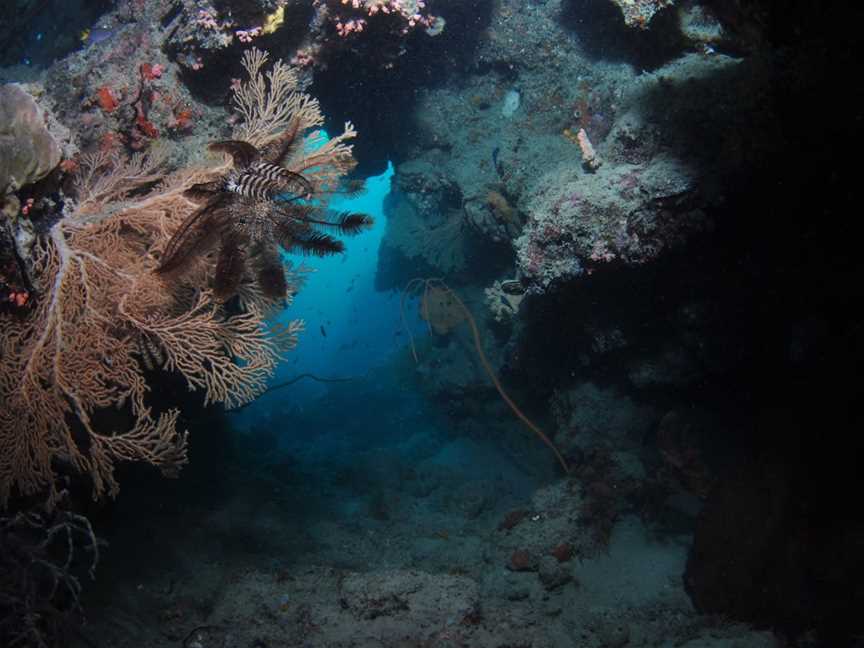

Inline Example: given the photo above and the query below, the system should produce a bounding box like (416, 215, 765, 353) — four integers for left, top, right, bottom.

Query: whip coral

(402, 278, 569, 473)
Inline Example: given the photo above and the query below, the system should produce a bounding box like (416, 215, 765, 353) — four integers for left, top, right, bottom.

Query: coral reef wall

(1, 0, 862, 645)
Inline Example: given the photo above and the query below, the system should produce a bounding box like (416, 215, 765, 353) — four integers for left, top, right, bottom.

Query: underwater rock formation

(608, 0, 675, 29)
(0, 0, 861, 646)
(515, 154, 710, 293)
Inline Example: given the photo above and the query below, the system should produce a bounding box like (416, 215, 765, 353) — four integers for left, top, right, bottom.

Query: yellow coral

(262, 6, 284, 35)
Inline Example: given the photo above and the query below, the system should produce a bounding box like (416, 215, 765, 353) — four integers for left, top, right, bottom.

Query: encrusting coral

(0, 48, 362, 508)
(0, 84, 62, 195)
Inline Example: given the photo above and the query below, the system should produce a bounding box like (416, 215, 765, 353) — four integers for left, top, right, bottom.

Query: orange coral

(95, 86, 119, 113)
(171, 108, 194, 131)
(58, 158, 79, 174)
(139, 62, 163, 80)
(98, 131, 124, 151)
(135, 113, 159, 138)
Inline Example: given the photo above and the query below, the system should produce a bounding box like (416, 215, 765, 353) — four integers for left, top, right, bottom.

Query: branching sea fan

(0, 48, 361, 507)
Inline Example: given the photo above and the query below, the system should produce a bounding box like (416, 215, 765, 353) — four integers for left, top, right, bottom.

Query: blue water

(230, 161, 427, 426)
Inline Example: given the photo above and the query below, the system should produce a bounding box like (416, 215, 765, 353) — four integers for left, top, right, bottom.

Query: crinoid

(154, 47, 371, 300)
(156, 137, 372, 300)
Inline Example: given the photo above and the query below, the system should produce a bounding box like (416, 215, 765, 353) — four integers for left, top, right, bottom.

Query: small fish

(320, 325, 327, 337)
(81, 27, 114, 45)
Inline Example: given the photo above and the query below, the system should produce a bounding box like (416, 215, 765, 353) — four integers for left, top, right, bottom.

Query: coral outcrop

(0, 84, 61, 195)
